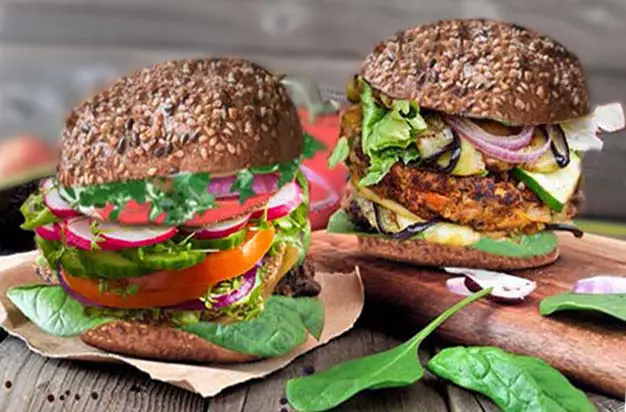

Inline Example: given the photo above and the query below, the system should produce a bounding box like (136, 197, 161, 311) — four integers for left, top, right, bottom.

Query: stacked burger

(328, 19, 624, 270)
(11, 58, 324, 363)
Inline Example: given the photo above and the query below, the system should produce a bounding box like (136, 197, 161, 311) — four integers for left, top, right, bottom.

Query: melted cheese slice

(354, 183, 480, 246)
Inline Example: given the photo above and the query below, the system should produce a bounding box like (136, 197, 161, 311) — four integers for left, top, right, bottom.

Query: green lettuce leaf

(359, 81, 427, 186)
(328, 136, 350, 168)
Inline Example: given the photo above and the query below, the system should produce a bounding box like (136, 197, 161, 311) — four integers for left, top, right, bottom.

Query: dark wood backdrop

(0, 0, 624, 219)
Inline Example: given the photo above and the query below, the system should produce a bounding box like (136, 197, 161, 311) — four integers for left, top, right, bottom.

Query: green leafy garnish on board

(428, 347, 596, 412)
(285, 288, 492, 412)
(540, 293, 626, 322)
(181, 295, 325, 357)
(6, 285, 114, 337)
(359, 81, 427, 186)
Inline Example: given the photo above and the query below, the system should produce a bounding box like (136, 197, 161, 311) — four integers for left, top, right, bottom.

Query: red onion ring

(300, 164, 341, 212)
(446, 117, 550, 163)
(208, 173, 280, 199)
(445, 117, 534, 150)
(573, 276, 626, 294)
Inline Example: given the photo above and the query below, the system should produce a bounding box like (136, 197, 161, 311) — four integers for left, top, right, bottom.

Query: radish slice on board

(573, 276, 626, 294)
(41, 178, 82, 218)
(34, 223, 61, 242)
(63, 218, 117, 251)
(98, 221, 177, 248)
(181, 214, 251, 240)
(444, 267, 536, 303)
(251, 181, 304, 221)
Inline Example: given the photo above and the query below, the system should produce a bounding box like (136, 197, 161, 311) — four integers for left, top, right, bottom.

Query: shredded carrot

(424, 192, 449, 210)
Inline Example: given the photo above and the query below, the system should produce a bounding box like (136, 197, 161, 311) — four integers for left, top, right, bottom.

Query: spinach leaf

(328, 136, 350, 168)
(428, 347, 595, 412)
(181, 296, 324, 357)
(272, 296, 325, 339)
(285, 288, 491, 412)
(540, 293, 626, 322)
(7, 285, 114, 337)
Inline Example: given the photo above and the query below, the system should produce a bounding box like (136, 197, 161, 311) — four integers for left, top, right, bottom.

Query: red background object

(298, 109, 347, 230)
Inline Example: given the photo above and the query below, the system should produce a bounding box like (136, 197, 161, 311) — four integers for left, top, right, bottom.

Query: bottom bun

(357, 236, 559, 270)
(81, 321, 258, 364)
(76, 248, 302, 364)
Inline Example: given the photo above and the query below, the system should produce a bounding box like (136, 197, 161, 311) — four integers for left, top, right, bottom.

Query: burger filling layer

(10, 169, 325, 358)
(328, 77, 624, 254)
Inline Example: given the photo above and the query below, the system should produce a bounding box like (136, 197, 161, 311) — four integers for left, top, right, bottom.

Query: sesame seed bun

(59, 58, 304, 187)
(357, 236, 559, 271)
(361, 19, 590, 125)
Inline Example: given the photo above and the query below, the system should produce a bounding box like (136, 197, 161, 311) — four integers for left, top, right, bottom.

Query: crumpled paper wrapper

(0, 251, 364, 397)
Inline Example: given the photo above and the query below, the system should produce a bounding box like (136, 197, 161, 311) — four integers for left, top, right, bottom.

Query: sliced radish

(251, 181, 304, 221)
(34, 223, 61, 242)
(182, 213, 251, 240)
(63, 217, 117, 251)
(98, 221, 177, 248)
(573, 276, 626, 294)
(444, 267, 536, 303)
(41, 178, 82, 218)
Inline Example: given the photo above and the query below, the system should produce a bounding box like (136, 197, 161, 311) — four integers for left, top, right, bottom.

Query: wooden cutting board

(309, 231, 626, 398)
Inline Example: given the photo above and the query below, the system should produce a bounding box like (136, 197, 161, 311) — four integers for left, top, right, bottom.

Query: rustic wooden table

(0, 316, 624, 412)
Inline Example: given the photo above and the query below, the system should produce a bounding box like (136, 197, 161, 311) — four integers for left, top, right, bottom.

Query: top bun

(59, 58, 303, 187)
(361, 19, 590, 125)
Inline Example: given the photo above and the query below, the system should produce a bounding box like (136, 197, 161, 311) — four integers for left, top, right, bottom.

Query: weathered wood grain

(310, 231, 626, 398)
(0, 330, 451, 412)
(0, 338, 208, 412)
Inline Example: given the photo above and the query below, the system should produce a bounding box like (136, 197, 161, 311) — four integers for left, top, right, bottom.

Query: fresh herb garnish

(428, 347, 596, 412)
(540, 293, 626, 322)
(232, 169, 257, 203)
(20, 192, 58, 230)
(302, 132, 326, 159)
(285, 288, 491, 411)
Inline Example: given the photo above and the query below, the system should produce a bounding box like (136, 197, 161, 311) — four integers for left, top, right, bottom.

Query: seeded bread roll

(58, 58, 304, 187)
(357, 236, 559, 271)
(361, 19, 590, 125)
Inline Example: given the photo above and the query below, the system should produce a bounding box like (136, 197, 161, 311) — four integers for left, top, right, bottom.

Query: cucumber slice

(59, 248, 89, 277)
(189, 229, 247, 251)
(140, 250, 205, 271)
(512, 152, 582, 212)
(77, 249, 149, 279)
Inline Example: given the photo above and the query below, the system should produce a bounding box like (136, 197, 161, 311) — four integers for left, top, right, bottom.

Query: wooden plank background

(0, 0, 623, 220)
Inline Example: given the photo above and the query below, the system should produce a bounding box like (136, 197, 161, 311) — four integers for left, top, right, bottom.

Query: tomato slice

(183, 194, 273, 226)
(62, 226, 276, 309)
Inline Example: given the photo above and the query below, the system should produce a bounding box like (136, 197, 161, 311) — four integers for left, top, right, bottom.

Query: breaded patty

(341, 104, 577, 234)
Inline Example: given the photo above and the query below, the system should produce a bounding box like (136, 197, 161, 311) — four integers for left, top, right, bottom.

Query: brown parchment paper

(0, 251, 364, 397)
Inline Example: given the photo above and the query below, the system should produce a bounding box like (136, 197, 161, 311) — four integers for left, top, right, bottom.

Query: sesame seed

(147, 167, 157, 176)
(174, 150, 184, 158)
(198, 135, 209, 143)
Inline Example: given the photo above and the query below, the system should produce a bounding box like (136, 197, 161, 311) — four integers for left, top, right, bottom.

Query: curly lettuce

(359, 82, 427, 186)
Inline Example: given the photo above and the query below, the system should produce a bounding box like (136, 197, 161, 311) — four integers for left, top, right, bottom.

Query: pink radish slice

(98, 221, 177, 248)
(182, 214, 251, 240)
(41, 178, 82, 218)
(251, 181, 304, 221)
(444, 267, 536, 303)
(34, 223, 61, 242)
(573, 276, 626, 294)
(446, 277, 473, 297)
(63, 218, 119, 251)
